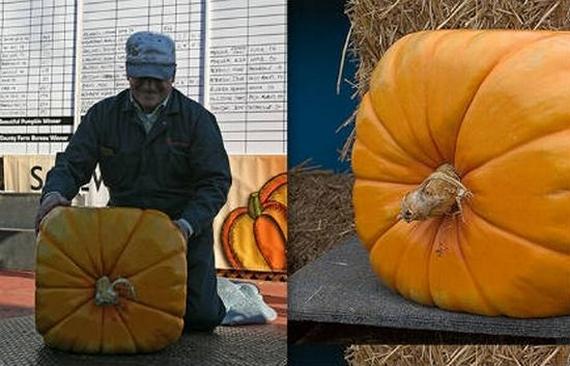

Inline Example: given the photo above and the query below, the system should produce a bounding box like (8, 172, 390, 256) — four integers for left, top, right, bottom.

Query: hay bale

(340, 0, 570, 158)
(346, 0, 570, 96)
(288, 166, 355, 274)
(345, 345, 570, 366)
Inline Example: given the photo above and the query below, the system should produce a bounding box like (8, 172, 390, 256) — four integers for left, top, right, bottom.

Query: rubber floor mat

(289, 236, 570, 340)
(0, 315, 286, 366)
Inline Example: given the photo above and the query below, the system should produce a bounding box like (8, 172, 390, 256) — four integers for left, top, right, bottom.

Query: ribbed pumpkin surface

(352, 30, 570, 318)
(35, 207, 187, 353)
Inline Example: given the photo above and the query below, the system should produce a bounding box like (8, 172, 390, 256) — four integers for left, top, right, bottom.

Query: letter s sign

(30, 165, 43, 191)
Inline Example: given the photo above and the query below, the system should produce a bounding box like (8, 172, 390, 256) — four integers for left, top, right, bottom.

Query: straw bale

(346, 344, 570, 366)
(340, 0, 570, 159)
(288, 165, 355, 274)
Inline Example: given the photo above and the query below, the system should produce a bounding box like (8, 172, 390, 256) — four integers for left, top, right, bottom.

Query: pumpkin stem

(248, 192, 263, 218)
(399, 163, 472, 223)
(95, 276, 136, 306)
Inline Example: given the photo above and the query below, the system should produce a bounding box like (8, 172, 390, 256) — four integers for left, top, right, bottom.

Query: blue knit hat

(125, 31, 176, 80)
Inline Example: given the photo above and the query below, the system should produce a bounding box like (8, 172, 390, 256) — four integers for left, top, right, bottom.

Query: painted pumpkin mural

(35, 207, 187, 353)
(222, 173, 287, 271)
(352, 30, 570, 318)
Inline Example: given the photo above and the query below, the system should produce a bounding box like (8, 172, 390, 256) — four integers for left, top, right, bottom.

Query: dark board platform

(289, 237, 570, 343)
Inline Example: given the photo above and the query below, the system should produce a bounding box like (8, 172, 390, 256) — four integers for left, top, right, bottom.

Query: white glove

(173, 218, 193, 241)
(35, 192, 70, 234)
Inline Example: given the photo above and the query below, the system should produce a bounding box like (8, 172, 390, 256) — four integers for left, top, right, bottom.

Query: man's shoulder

(172, 88, 214, 119)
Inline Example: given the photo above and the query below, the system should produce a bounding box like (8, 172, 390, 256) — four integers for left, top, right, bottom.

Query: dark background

(287, 1, 353, 364)
(288, 0, 357, 173)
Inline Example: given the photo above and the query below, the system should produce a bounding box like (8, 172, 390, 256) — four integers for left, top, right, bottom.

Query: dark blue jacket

(43, 88, 231, 243)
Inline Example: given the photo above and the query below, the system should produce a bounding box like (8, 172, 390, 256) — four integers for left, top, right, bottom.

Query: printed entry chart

(81, 0, 204, 114)
(209, 0, 287, 154)
(0, 0, 76, 154)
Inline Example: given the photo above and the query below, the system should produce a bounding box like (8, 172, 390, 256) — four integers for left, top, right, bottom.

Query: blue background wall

(288, 0, 358, 172)
(287, 3, 353, 363)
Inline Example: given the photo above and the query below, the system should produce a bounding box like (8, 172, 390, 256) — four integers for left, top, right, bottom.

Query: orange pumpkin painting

(221, 173, 287, 271)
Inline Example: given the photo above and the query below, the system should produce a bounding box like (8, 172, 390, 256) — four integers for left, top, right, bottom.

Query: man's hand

(35, 192, 70, 235)
(173, 218, 193, 242)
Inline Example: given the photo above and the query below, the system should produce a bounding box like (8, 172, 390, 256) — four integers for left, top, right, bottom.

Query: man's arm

(42, 106, 101, 202)
(180, 110, 231, 238)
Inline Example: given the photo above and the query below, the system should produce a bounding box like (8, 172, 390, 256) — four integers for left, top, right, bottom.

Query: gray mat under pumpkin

(0, 316, 286, 366)
(289, 236, 570, 340)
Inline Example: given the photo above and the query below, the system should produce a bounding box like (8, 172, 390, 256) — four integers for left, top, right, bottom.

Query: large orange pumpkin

(222, 173, 287, 271)
(35, 207, 187, 353)
(352, 30, 570, 318)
